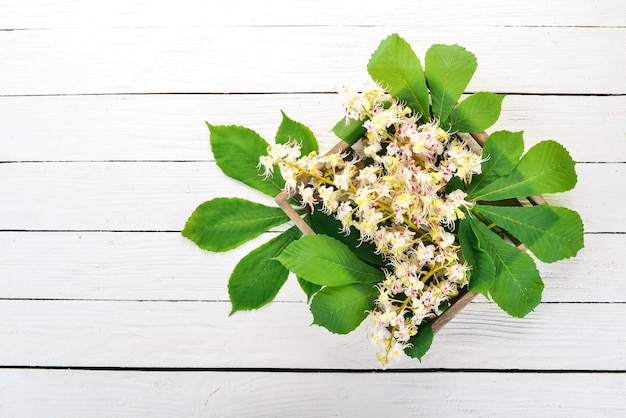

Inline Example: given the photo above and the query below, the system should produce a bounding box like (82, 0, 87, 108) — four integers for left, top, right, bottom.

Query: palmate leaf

(309, 283, 377, 334)
(228, 226, 301, 314)
(466, 130, 524, 197)
(208, 123, 285, 197)
(275, 235, 385, 286)
(182, 198, 289, 252)
(310, 209, 386, 267)
(275, 111, 319, 155)
(469, 217, 543, 318)
(473, 204, 584, 263)
(332, 117, 366, 145)
(297, 276, 322, 303)
(447, 92, 504, 133)
(458, 218, 496, 297)
(425, 44, 477, 124)
(404, 323, 433, 361)
(469, 140, 577, 202)
(367, 33, 430, 119)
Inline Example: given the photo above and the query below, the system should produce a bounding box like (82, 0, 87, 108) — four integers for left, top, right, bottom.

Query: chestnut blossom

(261, 87, 483, 366)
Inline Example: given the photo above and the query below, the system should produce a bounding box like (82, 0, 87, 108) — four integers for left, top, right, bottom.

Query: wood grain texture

(1, 26, 624, 95)
(1, 0, 623, 414)
(1, 369, 624, 417)
(2, 0, 624, 28)
(0, 300, 624, 370)
(0, 232, 622, 303)
(0, 162, 617, 232)
(1, 94, 624, 162)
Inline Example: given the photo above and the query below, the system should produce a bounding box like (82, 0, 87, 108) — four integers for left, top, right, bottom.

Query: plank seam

(3, 160, 625, 164)
(0, 298, 622, 304)
(0, 365, 624, 373)
(0, 230, 620, 235)
(1, 24, 625, 31)
(0, 92, 625, 98)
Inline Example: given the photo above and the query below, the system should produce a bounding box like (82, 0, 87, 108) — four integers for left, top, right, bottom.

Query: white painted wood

(0, 160, 274, 231)
(1, 94, 624, 163)
(2, 0, 624, 28)
(0, 300, 623, 370)
(0, 232, 623, 303)
(1, 369, 624, 417)
(1, 26, 624, 95)
(0, 231, 308, 302)
(2, 0, 623, 413)
(0, 162, 618, 232)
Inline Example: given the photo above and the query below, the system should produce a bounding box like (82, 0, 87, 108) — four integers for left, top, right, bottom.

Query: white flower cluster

(260, 86, 484, 366)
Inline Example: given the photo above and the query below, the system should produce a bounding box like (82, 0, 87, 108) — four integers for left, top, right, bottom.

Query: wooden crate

(274, 131, 547, 335)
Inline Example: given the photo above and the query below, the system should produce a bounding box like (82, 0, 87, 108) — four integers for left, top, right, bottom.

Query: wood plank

(1, 94, 623, 163)
(2, 0, 624, 28)
(1, 1, 621, 411)
(0, 161, 273, 231)
(0, 369, 624, 417)
(0, 300, 623, 370)
(0, 231, 307, 302)
(1, 26, 624, 95)
(0, 162, 617, 232)
(0, 232, 622, 303)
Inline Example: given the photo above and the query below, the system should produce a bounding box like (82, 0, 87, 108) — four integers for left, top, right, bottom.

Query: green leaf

(470, 218, 543, 317)
(275, 234, 385, 286)
(276, 111, 319, 155)
(309, 283, 377, 334)
(229, 227, 301, 314)
(466, 130, 524, 198)
(470, 140, 577, 202)
(297, 276, 322, 303)
(458, 218, 495, 297)
(404, 323, 434, 361)
(310, 209, 386, 267)
(182, 198, 289, 252)
(208, 123, 285, 197)
(447, 92, 504, 133)
(445, 175, 466, 194)
(425, 44, 477, 123)
(332, 117, 366, 145)
(473, 204, 585, 263)
(367, 33, 430, 119)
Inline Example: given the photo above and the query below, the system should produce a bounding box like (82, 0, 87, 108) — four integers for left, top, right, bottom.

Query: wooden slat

(0, 300, 623, 370)
(0, 231, 306, 302)
(2, 0, 624, 28)
(0, 162, 618, 232)
(0, 232, 621, 303)
(0, 369, 624, 417)
(0, 161, 271, 231)
(1, 0, 622, 412)
(1, 94, 623, 163)
(1, 26, 624, 95)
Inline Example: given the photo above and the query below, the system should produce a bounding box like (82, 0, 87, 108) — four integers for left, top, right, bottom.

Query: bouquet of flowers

(183, 33, 584, 366)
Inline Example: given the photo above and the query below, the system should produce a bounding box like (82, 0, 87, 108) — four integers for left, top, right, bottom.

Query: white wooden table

(1, 1, 625, 416)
